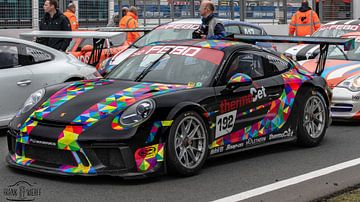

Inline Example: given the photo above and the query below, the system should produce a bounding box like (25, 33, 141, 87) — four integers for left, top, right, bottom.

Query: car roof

(324, 19, 360, 25)
(146, 39, 249, 51)
(0, 36, 64, 55)
(166, 18, 265, 30)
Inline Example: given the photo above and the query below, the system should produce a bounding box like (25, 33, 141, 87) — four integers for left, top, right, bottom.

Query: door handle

(268, 93, 280, 98)
(17, 80, 32, 87)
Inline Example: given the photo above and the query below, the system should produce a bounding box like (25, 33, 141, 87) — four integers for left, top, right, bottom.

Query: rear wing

(19, 31, 124, 40)
(79, 27, 155, 34)
(20, 31, 125, 67)
(232, 35, 355, 75)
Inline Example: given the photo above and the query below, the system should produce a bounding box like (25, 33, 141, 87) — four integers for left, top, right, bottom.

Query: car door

(212, 49, 284, 147)
(19, 44, 57, 94)
(0, 42, 33, 126)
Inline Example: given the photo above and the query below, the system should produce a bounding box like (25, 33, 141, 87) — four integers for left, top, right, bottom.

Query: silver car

(0, 37, 98, 128)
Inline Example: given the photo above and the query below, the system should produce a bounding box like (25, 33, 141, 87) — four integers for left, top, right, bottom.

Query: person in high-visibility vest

(63, 3, 79, 31)
(289, 0, 320, 37)
(119, 6, 140, 44)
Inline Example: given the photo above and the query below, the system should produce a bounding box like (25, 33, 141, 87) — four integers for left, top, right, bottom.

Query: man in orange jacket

(64, 3, 79, 31)
(119, 6, 140, 44)
(289, 1, 320, 37)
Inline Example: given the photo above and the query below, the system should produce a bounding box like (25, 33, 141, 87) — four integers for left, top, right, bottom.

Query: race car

(301, 32, 360, 120)
(6, 36, 352, 178)
(66, 31, 128, 65)
(285, 19, 360, 61)
(20, 31, 131, 70)
(98, 19, 273, 76)
(0, 36, 98, 129)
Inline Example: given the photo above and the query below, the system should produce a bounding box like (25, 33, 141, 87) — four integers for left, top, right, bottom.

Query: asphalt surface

(1, 122, 360, 202)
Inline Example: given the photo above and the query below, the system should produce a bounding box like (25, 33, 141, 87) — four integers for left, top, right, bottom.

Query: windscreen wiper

(135, 48, 173, 82)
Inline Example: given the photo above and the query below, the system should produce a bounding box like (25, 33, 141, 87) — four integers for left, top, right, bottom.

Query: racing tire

(166, 111, 209, 176)
(296, 88, 329, 147)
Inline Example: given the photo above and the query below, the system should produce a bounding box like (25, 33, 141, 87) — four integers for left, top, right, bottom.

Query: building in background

(0, 0, 356, 29)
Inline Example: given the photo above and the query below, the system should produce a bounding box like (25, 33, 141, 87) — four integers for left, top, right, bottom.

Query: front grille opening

(331, 104, 353, 112)
(76, 151, 90, 167)
(93, 148, 125, 169)
(24, 144, 77, 166)
(7, 135, 16, 154)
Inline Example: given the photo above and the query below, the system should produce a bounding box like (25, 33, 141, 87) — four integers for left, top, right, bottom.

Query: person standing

(63, 2, 79, 31)
(289, 0, 321, 37)
(193, 0, 226, 39)
(119, 6, 140, 44)
(36, 0, 72, 51)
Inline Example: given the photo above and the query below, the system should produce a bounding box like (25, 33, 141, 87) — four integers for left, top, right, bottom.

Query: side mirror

(226, 73, 253, 90)
(81, 45, 93, 52)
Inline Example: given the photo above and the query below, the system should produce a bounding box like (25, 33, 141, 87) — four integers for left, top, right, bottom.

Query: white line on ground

(213, 157, 360, 202)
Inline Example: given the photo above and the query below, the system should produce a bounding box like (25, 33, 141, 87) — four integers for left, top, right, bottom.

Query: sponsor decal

(250, 86, 267, 102)
(220, 95, 253, 113)
(216, 110, 237, 138)
(246, 136, 266, 146)
(78, 55, 90, 63)
(319, 25, 360, 31)
(269, 128, 294, 140)
(210, 146, 224, 155)
(3, 181, 41, 201)
(353, 95, 360, 101)
(225, 142, 245, 151)
(138, 146, 157, 159)
(29, 138, 56, 147)
(145, 46, 201, 57)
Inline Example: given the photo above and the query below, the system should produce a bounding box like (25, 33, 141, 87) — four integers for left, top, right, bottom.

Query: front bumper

(6, 130, 165, 179)
(330, 87, 360, 121)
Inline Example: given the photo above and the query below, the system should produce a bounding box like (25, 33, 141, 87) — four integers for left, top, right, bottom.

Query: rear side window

(25, 46, 52, 64)
(0, 44, 19, 69)
(240, 26, 262, 35)
(225, 25, 241, 35)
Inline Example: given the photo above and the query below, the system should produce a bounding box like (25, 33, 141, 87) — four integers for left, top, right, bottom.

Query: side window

(225, 25, 241, 35)
(240, 26, 262, 35)
(110, 34, 126, 47)
(225, 52, 264, 82)
(24, 46, 52, 65)
(0, 44, 19, 69)
(77, 38, 93, 51)
(262, 54, 290, 76)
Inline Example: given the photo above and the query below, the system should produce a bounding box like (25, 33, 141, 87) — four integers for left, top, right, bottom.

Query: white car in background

(0, 37, 98, 128)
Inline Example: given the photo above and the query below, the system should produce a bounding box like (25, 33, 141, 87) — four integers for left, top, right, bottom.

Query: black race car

(6, 37, 352, 178)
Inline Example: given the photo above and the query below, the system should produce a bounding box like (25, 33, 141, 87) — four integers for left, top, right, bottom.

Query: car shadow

(331, 121, 360, 127)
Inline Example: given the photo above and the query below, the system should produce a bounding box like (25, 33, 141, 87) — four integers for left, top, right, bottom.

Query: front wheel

(166, 111, 209, 176)
(297, 89, 329, 147)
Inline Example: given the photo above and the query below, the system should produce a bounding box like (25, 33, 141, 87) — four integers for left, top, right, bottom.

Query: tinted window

(0, 44, 19, 69)
(25, 46, 52, 64)
(110, 33, 126, 47)
(225, 52, 264, 81)
(240, 26, 262, 35)
(77, 38, 93, 51)
(262, 54, 289, 74)
(225, 25, 241, 35)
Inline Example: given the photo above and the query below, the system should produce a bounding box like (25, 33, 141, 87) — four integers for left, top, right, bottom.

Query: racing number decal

(216, 110, 236, 138)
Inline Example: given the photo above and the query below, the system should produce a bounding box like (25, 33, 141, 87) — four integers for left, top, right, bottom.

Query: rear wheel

(297, 89, 328, 147)
(166, 111, 209, 176)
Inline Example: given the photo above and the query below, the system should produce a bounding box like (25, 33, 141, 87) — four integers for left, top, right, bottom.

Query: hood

(30, 79, 191, 125)
(301, 59, 360, 87)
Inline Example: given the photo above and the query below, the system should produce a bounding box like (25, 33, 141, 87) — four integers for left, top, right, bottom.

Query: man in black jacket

(36, 0, 72, 51)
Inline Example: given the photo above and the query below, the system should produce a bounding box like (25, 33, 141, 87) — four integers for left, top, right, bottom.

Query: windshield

(327, 41, 360, 61)
(107, 45, 223, 86)
(313, 24, 360, 37)
(133, 24, 200, 47)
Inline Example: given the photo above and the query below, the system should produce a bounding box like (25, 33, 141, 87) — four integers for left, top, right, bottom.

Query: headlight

(338, 75, 360, 92)
(119, 99, 155, 126)
(20, 89, 45, 114)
